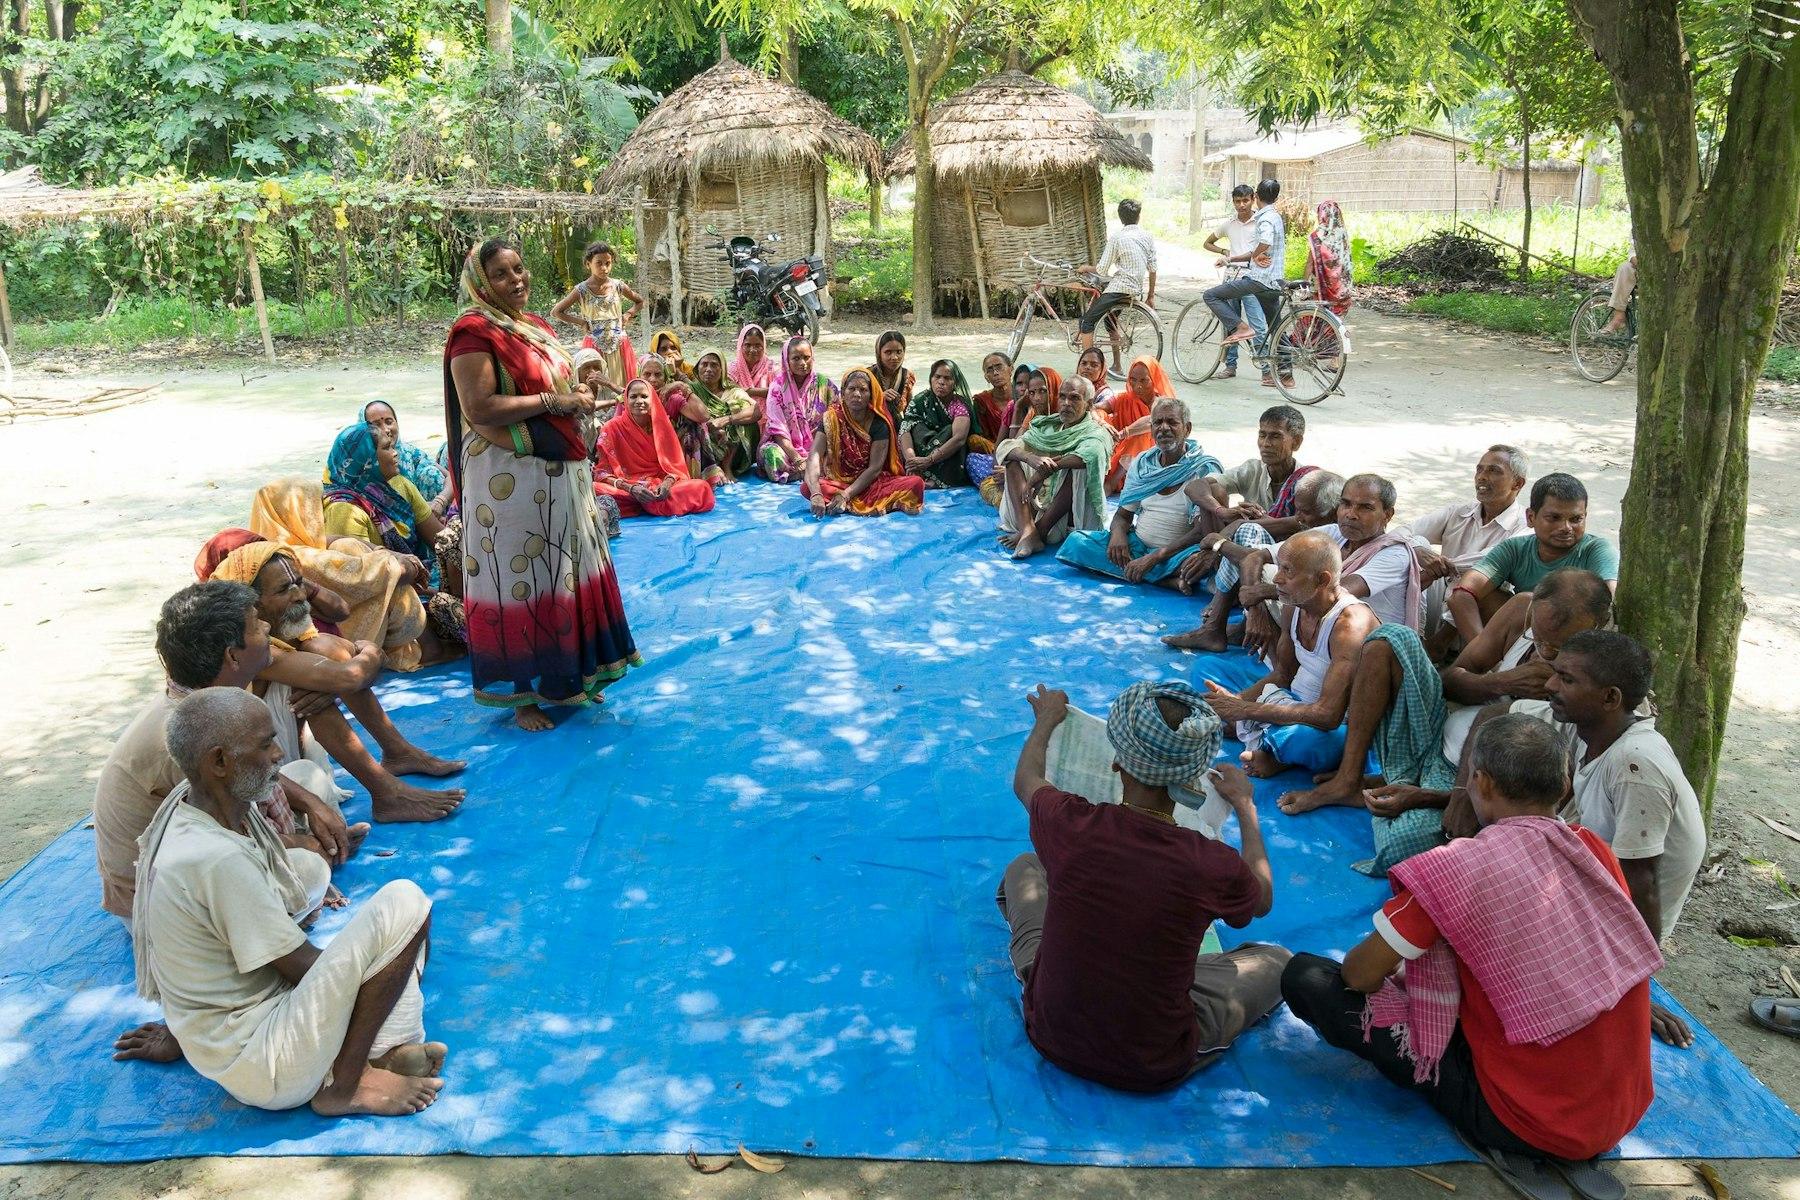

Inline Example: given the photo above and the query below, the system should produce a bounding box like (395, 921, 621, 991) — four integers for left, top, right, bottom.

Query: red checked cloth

(1365, 815, 1663, 1082)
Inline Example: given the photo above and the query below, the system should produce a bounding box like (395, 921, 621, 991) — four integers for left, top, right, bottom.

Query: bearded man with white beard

(208, 540, 467, 824)
(116, 687, 448, 1117)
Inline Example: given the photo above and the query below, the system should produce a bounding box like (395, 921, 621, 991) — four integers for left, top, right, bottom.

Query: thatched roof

(598, 58, 881, 196)
(885, 71, 1153, 182)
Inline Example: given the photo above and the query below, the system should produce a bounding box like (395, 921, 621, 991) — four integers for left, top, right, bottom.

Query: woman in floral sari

(900, 358, 975, 488)
(595, 378, 718, 516)
(1102, 356, 1175, 493)
(1307, 200, 1353, 315)
(996, 372, 1113, 558)
(361, 401, 447, 504)
(759, 335, 837, 483)
(803, 367, 925, 516)
(444, 237, 639, 733)
(323, 422, 445, 583)
(675, 350, 760, 481)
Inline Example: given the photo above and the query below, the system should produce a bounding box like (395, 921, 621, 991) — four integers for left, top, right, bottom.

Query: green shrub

(1406, 289, 1582, 337)
(1765, 345, 1800, 383)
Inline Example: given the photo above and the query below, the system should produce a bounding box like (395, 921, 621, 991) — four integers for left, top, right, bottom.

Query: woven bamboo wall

(1226, 134, 1590, 214)
(637, 159, 828, 307)
(928, 166, 1105, 314)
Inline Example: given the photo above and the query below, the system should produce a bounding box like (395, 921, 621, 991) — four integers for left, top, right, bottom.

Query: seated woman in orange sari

(595, 378, 718, 517)
(803, 368, 925, 517)
(1101, 355, 1173, 494)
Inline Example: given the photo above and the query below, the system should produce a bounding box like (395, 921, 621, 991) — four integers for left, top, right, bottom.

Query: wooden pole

(243, 229, 276, 365)
(813, 166, 833, 318)
(1187, 73, 1208, 234)
(669, 200, 686, 328)
(963, 184, 990, 320)
(0, 255, 13, 351)
(633, 198, 650, 344)
(337, 232, 354, 331)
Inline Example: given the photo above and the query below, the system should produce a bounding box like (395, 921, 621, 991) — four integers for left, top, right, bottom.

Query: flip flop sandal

(1457, 1130, 1572, 1200)
(1750, 995, 1800, 1036)
(1547, 1157, 1626, 1200)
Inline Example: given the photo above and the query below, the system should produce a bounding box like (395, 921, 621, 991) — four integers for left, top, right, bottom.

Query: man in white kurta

(122, 687, 443, 1117)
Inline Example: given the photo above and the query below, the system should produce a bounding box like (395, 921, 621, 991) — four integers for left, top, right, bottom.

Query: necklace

(1121, 800, 1176, 825)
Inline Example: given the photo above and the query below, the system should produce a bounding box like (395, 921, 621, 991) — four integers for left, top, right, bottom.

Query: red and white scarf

(1364, 815, 1662, 1082)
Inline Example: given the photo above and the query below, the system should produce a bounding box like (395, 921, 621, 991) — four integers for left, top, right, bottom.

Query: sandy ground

(1, 292, 1797, 1196)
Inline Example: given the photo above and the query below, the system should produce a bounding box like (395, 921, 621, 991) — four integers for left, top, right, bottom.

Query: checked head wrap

(1106, 680, 1224, 786)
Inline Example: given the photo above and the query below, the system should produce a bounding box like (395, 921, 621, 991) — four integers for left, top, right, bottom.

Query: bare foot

(311, 1065, 443, 1117)
(372, 782, 465, 823)
(346, 822, 371, 856)
(997, 530, 1022, 550)
(370, 1041, 448, 1078)
(415, 629, 465, 669)
(382, 748, 466, 778)
(1239, 747, 1284, 778)
(114, 1021, 183, 1063)
(1012, 529, 1046, 559)
(1278, 776, 1370, 814)
(1163, 626, 1228, 652)
(514, 703, 555, 733)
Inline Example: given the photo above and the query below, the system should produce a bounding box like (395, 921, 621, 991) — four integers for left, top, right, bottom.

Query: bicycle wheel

(1099, 303, 1164, 379)
(1570, 290, 1630, 383)
(1271, 304, 1347, 405)
(1171, 299, 1225, 383)
(1006, 300, 1035, 365)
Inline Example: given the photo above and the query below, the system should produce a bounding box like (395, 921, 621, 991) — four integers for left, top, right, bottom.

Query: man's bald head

(165, 686, 273, 792)
(1282, 530, 1341, 581)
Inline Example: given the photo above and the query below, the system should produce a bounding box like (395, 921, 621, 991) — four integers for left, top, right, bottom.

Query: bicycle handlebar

(1022, 253, 1075, 273)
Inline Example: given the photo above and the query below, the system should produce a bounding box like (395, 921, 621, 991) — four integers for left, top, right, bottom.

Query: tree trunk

(910, 114, 934, 327)
(1517, 92, 1532, 281)
(485, 0, 512, 69)
(779, 29, 798, 84)
(1568, 0, 1800, 819)
(868, 169, 883, 232)
(2, 0, 31, 137)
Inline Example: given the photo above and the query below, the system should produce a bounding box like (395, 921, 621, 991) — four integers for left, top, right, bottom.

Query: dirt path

(1, 307, 1795, 1197)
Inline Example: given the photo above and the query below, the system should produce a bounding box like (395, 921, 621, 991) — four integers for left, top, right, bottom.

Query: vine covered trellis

(0, 168, 627, 361)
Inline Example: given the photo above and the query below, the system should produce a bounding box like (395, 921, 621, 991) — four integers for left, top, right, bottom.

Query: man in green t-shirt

(1447, 473, 1618, 642)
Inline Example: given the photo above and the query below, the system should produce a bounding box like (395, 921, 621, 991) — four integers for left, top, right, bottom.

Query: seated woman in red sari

(595, 378, 718, 517)
(803, 368, 925, 517)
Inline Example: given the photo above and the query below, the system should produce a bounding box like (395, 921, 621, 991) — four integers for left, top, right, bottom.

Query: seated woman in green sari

(671, 350, 761, 482)
(995, 373, 1113, 560)
(900, 358, 975, 488)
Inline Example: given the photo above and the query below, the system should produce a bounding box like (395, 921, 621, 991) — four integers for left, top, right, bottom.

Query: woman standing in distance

(444, 238, 639, 732)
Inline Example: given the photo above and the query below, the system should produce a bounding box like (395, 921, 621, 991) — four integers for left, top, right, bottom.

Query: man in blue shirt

(1202, 179, 1291, 388)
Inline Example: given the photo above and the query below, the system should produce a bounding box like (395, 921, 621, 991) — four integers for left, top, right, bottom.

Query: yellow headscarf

(457, 242, 575, 392)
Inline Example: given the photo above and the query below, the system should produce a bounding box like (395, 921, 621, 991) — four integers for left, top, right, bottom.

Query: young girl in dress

(551, 241, 644, 392)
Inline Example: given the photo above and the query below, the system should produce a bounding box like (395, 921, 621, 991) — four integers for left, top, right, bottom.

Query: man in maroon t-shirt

(997, 680, 1292, 1092)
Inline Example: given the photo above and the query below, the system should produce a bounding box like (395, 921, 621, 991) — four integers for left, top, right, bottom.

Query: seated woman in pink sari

(759, 335, 837, 484)
(803, 367, 925, 517)
(595, 378, 718, 517)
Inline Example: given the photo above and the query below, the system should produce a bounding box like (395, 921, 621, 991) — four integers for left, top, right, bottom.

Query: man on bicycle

(1077, 199, 1158, 367)
(1203, 185, 1262, 379)
(1203, 179, 1291, 389)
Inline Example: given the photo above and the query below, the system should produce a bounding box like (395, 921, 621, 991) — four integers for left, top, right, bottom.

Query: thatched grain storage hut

(597, 57, 881, 323)
(885, 71, 1152, 317)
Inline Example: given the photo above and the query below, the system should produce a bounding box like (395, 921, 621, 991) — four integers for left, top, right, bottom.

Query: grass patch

(1406, 289, 1582, 338)
(831, 197, 914, 311)
(10, 294, 460, 355)
(1765, 346, 1800, 383)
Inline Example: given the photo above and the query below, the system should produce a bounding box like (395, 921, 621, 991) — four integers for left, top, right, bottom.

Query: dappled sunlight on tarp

(0, 484, 1794, 1165)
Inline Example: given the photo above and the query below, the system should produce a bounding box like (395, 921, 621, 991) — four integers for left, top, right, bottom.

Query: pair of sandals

(1751, 995, 1800, 1037)
(1458, 1133, 1625, 1200)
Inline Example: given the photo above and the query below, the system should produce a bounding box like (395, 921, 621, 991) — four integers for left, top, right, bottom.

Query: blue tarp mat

(2, 484, 1796, 1166)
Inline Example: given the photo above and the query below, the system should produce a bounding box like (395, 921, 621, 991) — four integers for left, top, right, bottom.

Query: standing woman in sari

(1102, 356, 1174, 493)
(1307, 200, 1353, 316)
(759, 335, 837, 483)
(870, 330, 915, 424)
(996, 373, 1112, 558)
(730, 323, 776, 408)
(680, 350, 760, 481)
(804, 368, 925, 516)
(595, 379, 718, 516)
(900, 358, 974, 488)
(445, 237, 639, 733)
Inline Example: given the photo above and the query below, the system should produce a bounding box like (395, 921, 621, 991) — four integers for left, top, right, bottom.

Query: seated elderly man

(1193, 404, 1317, 531)
(95, 581, 364, 924)
(997, 679, 1290, 1091)
(1447, 472, 1619, 642)
(1319, 473, 1420, 629)
(996, 374, 1114, 560)
(1056, 398, 1223, 585)
(1401, 445, 1529, 654)
(1203, 532, 1379, 777)
(1163, 470, 1343, 654)
(116, 688, 444, 1116)
(1282, 714, 1661, 1196)
(210, 538, 466, 823)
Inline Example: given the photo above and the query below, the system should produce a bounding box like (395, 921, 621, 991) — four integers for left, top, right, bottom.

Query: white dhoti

(993, 438, 1103, 545)
(215, 880, 431, 1111)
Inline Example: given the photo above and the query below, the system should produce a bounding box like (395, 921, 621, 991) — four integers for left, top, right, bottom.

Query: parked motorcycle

(703, 229, 827, 345)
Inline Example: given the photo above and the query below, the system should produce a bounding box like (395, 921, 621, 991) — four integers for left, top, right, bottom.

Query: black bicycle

(1570, 287, 1636, 383)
